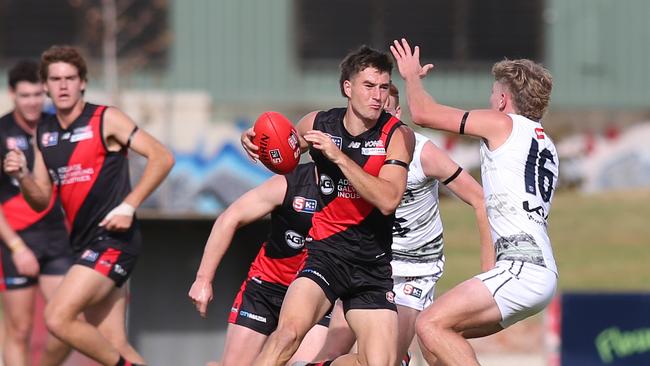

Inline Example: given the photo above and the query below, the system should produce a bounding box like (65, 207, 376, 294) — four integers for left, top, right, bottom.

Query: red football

(253, 111, 301, 174)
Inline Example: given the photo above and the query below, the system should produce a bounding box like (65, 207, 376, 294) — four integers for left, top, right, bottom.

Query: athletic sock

(400, 351, 412, 366)
(115, 356, 144, 366)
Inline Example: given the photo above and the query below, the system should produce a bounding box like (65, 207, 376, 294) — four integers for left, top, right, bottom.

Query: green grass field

(436, 189, 650, 293)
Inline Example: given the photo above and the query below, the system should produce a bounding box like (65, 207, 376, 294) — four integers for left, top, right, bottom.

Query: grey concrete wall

(129, 218, 270, 365)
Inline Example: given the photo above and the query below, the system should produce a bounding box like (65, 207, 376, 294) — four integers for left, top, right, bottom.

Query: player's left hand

(12, 243, 40, 277)
(304, 130, 344, 164)
(390, 38, 434, 80)
(188, 279, 213, 318)
(99, 202, 135, 231)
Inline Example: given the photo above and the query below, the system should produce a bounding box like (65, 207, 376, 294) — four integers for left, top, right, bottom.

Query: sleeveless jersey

(307, 108, 404, 262)
(480, 114, 558, 273)
(0, 112, 66, 236)
(247, 163, 320, 286)
(36, 104, 138, 254)
(391, 132, 444, 276)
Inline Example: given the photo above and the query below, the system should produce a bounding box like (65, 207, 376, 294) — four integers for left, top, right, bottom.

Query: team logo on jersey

(285, 230, 305, 249)
(403, 284, 423, 299)
(319, 174, 334, 195)
(293, 196, 317, 213)
(41, 132, 59, 147)
(270, 149, 283, 164)
(362, 139, 386, 155)
(535, 128, 545, 139)
(347, 141, 361, 149)
(70, 125, 94, 142)
(6, 136, 28, 150)
(326, 134, 342, 149)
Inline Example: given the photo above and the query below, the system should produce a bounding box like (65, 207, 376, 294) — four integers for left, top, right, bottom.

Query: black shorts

(0, 228, 73, 291)
(229, 277, 332, 335)
(229, 277, 288, 335)
(297, 248, 397, 313)
(76, 237, 139, 288)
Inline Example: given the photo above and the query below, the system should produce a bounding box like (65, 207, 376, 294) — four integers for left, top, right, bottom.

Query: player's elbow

(28, 197, 49, 212)
(377, 195, 401, 216)
(159, 147, 175, 173)
(410, 109, 430, 127)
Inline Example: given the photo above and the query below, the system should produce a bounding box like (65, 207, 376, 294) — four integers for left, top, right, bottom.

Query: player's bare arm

(0, 206, 40, 276)
(306, 125, 414, 215)
(189, 175, 287, 318)
(3, 142, 52, 211)
(99, 107, 175, 230)
(420, 141, 495, 270)
(391, 38, 512, 149)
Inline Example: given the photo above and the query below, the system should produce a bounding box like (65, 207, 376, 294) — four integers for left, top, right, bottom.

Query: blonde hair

(492, 59, 552, 121)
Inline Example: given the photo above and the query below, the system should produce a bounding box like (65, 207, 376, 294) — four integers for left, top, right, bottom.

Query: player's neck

(56, 99, 86, 128)
(343, 108, 376, 136)
(12, 110, 37, 135)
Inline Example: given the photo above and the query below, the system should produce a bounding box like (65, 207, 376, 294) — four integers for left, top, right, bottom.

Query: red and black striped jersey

(36, 104, 138, 254)
(308, 108, 404, 262)
(247, 162, 320, 286)
(0, 112, 66, 235)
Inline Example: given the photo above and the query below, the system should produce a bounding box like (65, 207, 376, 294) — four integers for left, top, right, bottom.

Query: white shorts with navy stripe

(475, 260, 557, 328)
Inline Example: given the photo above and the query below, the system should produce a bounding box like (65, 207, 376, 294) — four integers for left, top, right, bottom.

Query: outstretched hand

(390, 38, 434, 80)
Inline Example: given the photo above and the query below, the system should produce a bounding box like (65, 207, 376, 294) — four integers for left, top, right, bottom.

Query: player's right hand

(189, 279, 213, 318)
(390, 38, 434, 81)
(3, 149, 28, 180)
(12, 243, 40, 277)
(240, 127, 259, 162)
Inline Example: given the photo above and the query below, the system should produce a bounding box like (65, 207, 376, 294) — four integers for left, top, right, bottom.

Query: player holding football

(242, 45, 415, 366)
(307, 84, 493, 366)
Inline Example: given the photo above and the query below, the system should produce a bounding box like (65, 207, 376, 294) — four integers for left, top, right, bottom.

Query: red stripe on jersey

(93, 247, 121, 276)
(309, 116, 402, 240)
(58, 106, 107, 227)
(247, 244, 307, 286)
(1, 187, 58, 231)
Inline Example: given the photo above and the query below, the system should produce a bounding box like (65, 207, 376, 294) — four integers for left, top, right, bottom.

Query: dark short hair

(40, 45, 88, 82)
(388, 83, 399, 104)
(339, 45, 393, 98)
(8, 60, 40, 89)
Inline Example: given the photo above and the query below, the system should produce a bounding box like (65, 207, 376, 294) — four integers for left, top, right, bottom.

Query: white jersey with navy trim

(480, 114, 559, 274)
(391, 132, 444, 277)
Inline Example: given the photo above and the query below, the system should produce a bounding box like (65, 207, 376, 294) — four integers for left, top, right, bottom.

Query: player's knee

(415, 312, 445, 341)
(44, 302, 72, 337)
(5, 320, 32, 344)
(271, 325, 301, 350)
